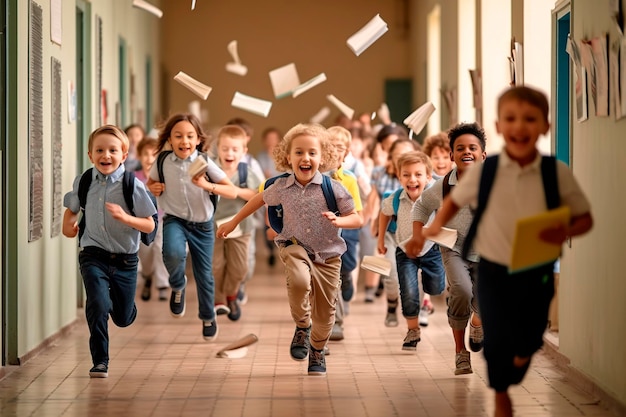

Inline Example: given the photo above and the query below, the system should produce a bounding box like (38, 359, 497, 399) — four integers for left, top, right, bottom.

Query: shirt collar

(94, 163, 125, 182)
(285, 171, 324, 188)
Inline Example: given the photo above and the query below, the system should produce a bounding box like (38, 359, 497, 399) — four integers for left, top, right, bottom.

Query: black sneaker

(202, 319, 218, 341)
(141, 277, 152, 301)
(215, 304, 231, 315)
(89, 363, 108, 378)
(170, 277, 187, 318)
(340, 272, 354, 302)
(402, 328, 421, 351)
(227, 298, 241, 321)
(308, 346, 326, 376)
(290, 325, 311, 361)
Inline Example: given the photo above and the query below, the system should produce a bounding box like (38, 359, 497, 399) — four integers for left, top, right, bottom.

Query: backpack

(236, 162, 248, 188)
(382, 188, 403, 233)
(156, 150, 220, 212)
(442, 170, 454, 199)
(78, 168, 158, 246)
(461, 155, 559, 259)
(263, 173, 338, 233)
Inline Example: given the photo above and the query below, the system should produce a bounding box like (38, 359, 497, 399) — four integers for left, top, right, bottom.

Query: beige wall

(160, 0, 411, 154)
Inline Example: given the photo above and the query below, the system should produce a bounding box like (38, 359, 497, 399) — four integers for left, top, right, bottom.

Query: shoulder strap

(263, 172, 290, 190)
(122, 170, 136, 215)
(442, 170, 454, 199)
(77, 168, 94, 241)
(392, 188, 402, 215)
(462, 155, 499, 258)
(321, 175, 339, 214)
(237, 162, 248, 188)
(156, 150, 172, 183)
(541, 156, 560, 209)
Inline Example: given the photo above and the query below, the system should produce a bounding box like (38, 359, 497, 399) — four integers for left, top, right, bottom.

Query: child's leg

(152, 221, 170, 291)
(382, 232, 400, 325)
(395, 247, 422, 350)
(162, 216, 189, 291)
(308, 257, 341, 350)
(223, 235, 251, 320)
(108, 254, 139, 329)
(279, 244, 315, 330)
(186, 220, 216, 322)
(212, 237, 227, 307)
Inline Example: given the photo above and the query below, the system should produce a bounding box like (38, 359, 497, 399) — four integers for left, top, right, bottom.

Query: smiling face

(389, 142, 416, 176)
(168, 120, 201, 160)
(430, 146, 453, 176)
(399, 161, 431, 201)
(88, 133, 127, 176)
(496, 99, 549, 166)
(217, 136, 247, 171)
(287, 134, 322, 185)
(451, 134, 486, 175)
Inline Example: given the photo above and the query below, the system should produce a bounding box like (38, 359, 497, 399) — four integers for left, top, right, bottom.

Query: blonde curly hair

(272, 123, 339, 172)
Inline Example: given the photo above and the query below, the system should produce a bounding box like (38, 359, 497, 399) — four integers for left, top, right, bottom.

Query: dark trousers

(79, 247, 139, 366)
(477, 258, 555, 391)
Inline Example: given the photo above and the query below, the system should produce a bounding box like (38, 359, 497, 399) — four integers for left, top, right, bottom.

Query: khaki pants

(213, 234, 251, 305)
(279, 244, 341, 350)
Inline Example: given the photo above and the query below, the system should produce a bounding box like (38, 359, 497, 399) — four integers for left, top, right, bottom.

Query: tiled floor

(0, 243, 617, 417)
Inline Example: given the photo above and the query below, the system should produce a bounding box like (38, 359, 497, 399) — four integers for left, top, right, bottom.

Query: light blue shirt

(64, 164, 156, 254)
(149, 150, 226, 222)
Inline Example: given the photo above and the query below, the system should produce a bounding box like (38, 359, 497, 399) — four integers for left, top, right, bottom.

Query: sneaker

(237, 286, 248, 305)
(340, 273, 354, 302)
(170, 277, 186, 318)
(158, 287, 168, 301)
(364, 287, 375, 303)
(215, 304, 231, 315)
(402, 328, 421, 351)
(469, 323, 484, 352)
(385, 311, 399, 327)
(141, 278, 151, 301)
(227, 298, 241, 321)
(89, 363, 108, 378)
(419, 306, 430, 327)
(375, 280, 385, 297)
(329, 323, 344, 341)
(455, 350, 473, 375)
(202, 319, 218, 341)
(290, 325, 311, 361)
(308, 347, 326, 376)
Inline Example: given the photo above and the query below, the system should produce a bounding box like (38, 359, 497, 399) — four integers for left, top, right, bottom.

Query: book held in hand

(215, 215, 243, 239)
(188, 156, 208, 179)
(132, 0, 163, 18)
(327, 94, 355, 119)
(360, 255, 392, 276)
(509, 206, 571, 274)
(174, 71, 212, 100)
(347, 14, 389, 56)
(403, 102, 436, 136)
(399, 227, 458, 253)
(231, 92, 273, 117)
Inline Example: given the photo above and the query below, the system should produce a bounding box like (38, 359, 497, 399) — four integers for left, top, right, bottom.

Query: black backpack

(78, 168, 158, 246)
(263, 173, 338, 233)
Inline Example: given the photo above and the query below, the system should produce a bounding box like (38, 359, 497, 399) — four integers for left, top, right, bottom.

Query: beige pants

(279, 244, 341, 350)
(213, 234, 251, 305)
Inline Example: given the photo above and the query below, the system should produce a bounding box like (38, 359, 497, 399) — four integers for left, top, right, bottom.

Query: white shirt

(450, 150, 591, 266)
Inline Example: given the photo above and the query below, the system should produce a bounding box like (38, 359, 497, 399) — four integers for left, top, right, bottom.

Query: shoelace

(404, 329, 420, 342)
(293, 329, 308, 345)
(309, 350, 324, 366)
(174, 290, 182, 303)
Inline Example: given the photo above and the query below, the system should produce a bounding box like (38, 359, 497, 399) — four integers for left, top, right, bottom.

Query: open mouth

(299, 164, 312, 172)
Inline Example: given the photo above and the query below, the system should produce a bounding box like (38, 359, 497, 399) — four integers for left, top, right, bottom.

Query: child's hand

(148, 182, 165, 196)
(539, 223, 568, 245)
(322, 211, 340, 228)
(405, 237, 424, 258)
(377, 239, 387, 255)
(216, 221, 235, 239)
(422, 226, 441, 239)
(266, 227, 278, 240)
(105, 202, 128, 221)
(191, 174, 209, 188)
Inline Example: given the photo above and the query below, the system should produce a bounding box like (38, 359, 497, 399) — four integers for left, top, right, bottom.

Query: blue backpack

(263, 173, 338, 233)
(77, 168, 158, 246)
(382, 188, 403, 233)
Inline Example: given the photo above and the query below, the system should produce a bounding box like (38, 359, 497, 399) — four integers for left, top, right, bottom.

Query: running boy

(62, 125, 157, 378)
(216, 123, 361, 376)
(424, 86, 593, 417)
(406, 122, 487, 375)
(377, 151, 445, 351)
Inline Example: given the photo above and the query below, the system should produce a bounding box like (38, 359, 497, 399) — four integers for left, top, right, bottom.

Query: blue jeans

(395, 245, 445, 318)
(79, 247, 138, 366)
(162, 215, 215, 321)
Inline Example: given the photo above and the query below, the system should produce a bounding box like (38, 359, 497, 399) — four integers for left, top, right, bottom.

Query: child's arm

(540, 212, 593, 244)
(106, 203, 155, 233)
(376, 212, 391, 254)
(237, 186, 258, 201)
(405, 221, 426, 258)
(217, 192, 265, 238)
(322, 209, 362, 229)
(62, 208, 79, 238)
(192, 175, 239, 199)
(146, 178, 165, 196)
(423, 196, 460, 238)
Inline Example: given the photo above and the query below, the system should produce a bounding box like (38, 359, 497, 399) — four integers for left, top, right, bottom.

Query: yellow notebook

(509, 206, 571, 273)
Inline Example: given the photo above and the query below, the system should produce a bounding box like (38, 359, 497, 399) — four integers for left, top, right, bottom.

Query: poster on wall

(590, 34, 609, 117)
(50, 0, 62, 45)
(51, 58, 63, 238)
(566, 36, 588, 122)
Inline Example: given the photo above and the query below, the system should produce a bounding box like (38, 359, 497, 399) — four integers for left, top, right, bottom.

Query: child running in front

(216, 123, 361, 376)
(377, 151, 445, 351)
(147, 113, 238, 341)
(424, 86, 593, 417)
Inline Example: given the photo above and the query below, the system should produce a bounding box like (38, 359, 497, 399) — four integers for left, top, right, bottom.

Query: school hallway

(0, 241, 616, 417)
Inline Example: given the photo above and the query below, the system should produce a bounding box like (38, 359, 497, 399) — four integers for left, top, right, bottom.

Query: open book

(231, 92, 272, 117)
(399, 227, 458, 252)
(132, 0, 163, 18)
(327, 94, 355, 119)
(509, 206, 571, 274)
(174, 71, 212, 100)
(269, 63, 300, 99)
(225, 40, 248, 76)
(188, 156, 208, 179)
(347, 14, 389, 56)
(292, 73, 327, 98)
(403, 102, 436, 136)
(361, 255, 392, 276)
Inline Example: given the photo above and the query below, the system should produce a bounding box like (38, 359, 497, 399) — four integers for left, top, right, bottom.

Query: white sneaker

(419, 307, 429, 327)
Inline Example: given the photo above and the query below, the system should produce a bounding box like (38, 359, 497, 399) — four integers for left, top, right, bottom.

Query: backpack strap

(392, 188, 402, 215)
(77, 168, 94, 241)
(237, 162, 248, 188)
(442, 170, 454, 199)
(122, 170, 136, 215)
(264, 173, 291, 233)
(156, 150, 172, 184)
(321, 175, 339, 214)
(462, 155, 499, 258)
(541, 156, 560, 209)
